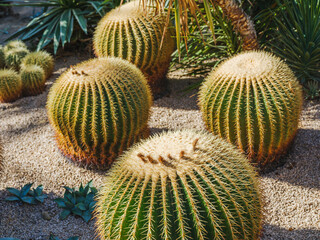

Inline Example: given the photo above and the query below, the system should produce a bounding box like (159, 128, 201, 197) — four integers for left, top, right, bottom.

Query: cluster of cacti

(0, 69, 22, 103)
(21, 51, 54, 79)
(20, 65, 45, 96)
(199, 51, 303, 169)
(47, 57, 152, 169)
(93, 0, 175, 96)
(0, 41, 54, 102)
(95, 129, 262, 240)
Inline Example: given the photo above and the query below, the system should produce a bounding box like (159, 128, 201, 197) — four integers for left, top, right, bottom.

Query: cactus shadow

(262, 223, 320, 240)
(262, 128, 320, 190)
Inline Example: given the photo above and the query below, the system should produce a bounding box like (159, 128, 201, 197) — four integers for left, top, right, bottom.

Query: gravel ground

(0, 54, 319, 239)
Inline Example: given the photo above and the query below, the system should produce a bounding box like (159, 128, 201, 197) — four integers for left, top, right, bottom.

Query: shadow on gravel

(262, 223, 320, 240)
(263, 128, 320, 190)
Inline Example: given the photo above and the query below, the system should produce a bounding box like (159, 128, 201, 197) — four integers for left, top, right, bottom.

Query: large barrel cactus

(95, 130, 262, 240)
(21, 51, 54, 79)
(93, 1, 175, 96)
(0, 69, 22, 103)
(199, 51, 303, 169)
(20, 65, 46, 96)
(47, 57, 152, 169)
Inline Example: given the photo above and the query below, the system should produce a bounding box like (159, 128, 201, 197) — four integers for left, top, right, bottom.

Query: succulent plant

(93, 1, 175, 96)
(199, 51, 303, 170)
(4, 47, 29, 70)
(21, 51, 54, 79)
(95, 129, 262, 240)
(47, 57, 152, 169)
(20, 65, 46, 96)
(0, 69, 22, 103)
(0, 46, 5, 69)
(5, 183, 47, 205)
(3, 40, 28, 53)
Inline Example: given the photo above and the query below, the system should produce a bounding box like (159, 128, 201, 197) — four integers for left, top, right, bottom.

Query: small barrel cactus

(3, 40, 28, 53)
(47, 57, 152, 169)
(93, 1, 175, 96)
(0, 69, 22, 103)
(199, 51, 303, 170)
(95, 130, 262, 240)
(21, 51, 54, 79)
(20, 65, 46, 96)
(5, 47, 29, 70)
(0, 46, 5, 69)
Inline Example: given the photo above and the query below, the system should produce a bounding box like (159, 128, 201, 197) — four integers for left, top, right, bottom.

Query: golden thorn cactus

(21, 51, 54, 79)
(93, 1, 175, 96)
(199, 51, 303, 170)
(4, 47, 29, 70)
(3, 40, 28, 53)
(0, 69, 22, 103)
(95, 129, 262, 240)
(47, 57, 152, 169)
(20, 65, 46, 96)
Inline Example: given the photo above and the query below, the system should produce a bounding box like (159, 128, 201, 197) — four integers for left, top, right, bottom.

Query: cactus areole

(95, 130, 262, 240)
(47, 57, 152, 169)
(199, 51, 303, 170)
(93, 1, 175, 97)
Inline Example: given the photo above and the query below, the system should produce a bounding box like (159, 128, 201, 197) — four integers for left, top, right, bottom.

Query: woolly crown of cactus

(20, 65, 46, 96)
(199, 51, 303, 170)
(3, 40, 27, 53)
(21, 51, 54, 79)
(95, 129, 262, 240)
(47, 57, 152, 169)
(0, 69, 22, 103)
(93, 0, 175, 96)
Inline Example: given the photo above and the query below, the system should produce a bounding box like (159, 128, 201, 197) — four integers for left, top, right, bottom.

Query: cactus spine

(3, 40, 28, 53)
(4, 47, 29, 70)
(199, 51, 303, 169)
(21, 51, 54, 79)
(20, 65, 46, 96)
(95, 130, 262, 240)
(47, 57, 152, 169)
(0, 69, 22, 103)
(93, 1, 175, 96)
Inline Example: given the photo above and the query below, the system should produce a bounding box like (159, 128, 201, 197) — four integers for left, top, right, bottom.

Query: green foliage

(304, 81, 320, 100)
(5, 183, 47, 204)
(271, 0, 320, 85)
(46, 57, 152, 169)
(199, 51, 303, 170)
(54, 180, 97, 223)
(6, 0, 122, 54)
(95, 130, 262, 239)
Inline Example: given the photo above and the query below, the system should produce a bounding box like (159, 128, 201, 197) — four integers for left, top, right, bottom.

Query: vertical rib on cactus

(20, 65, 46, 96)
(47, 57, 152, 169)
(21, 51, 54, 79)
(95, 130, 262, 240)
(93, 1, 175, 97)
(0, 69, 22, 103)
(199, 51, 303, 170)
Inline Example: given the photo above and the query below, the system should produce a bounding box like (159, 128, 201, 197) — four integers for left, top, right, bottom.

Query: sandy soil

(0, 7, 319, 240)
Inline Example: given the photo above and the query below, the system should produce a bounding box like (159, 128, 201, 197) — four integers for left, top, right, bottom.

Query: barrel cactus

(47, 57, 152, 169)
(20, 65, 46, 96)
(0, 69, 22, 103)
(0, 46, 5, 69)
(93, 0, 175, 96)
(95, 129, 262, 240)
(5, 47, 29, 70)
(3, 40, 27, 53)
(199, 51, 303, 170)
(21, 51, 54, 79)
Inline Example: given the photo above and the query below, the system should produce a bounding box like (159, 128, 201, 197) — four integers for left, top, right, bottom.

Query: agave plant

(271, 0, 320, 85)
(4, 0, 121, 53)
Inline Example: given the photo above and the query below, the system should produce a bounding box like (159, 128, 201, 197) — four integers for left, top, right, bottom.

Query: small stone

(41, 211, 51, 221)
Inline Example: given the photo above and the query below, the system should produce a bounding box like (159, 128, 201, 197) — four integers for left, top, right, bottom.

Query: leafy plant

(4, 0, 122, 53)
(5, 183, 47, 204)
(304, 81, 320, 100)
(271, 0, 320, 85)
(54, 180, 98, 222)
(49, 234, 79, 240)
